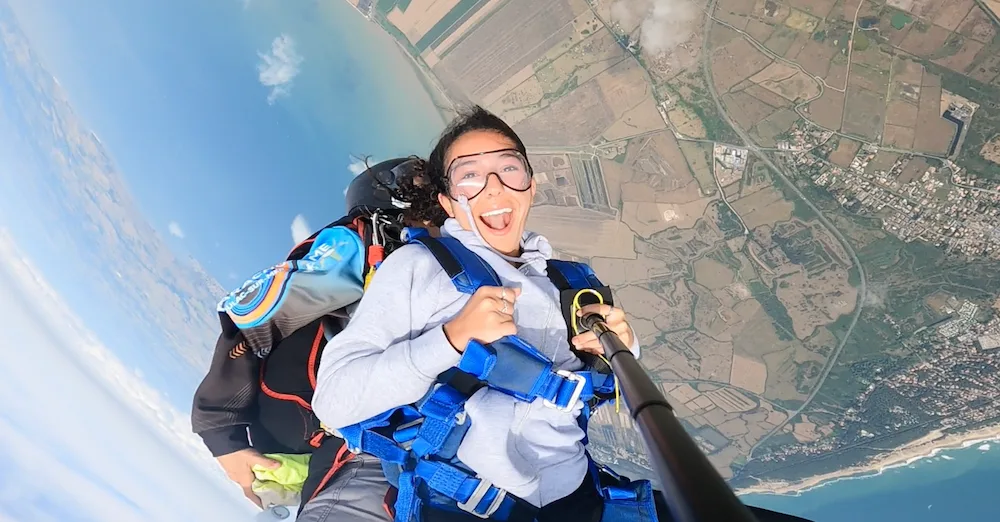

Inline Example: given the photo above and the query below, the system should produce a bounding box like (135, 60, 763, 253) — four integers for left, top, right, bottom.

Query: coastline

(736, 424, 1000, 496)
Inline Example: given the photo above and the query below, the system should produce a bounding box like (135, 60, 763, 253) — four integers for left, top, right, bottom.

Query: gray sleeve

(311, 245, 463, 430)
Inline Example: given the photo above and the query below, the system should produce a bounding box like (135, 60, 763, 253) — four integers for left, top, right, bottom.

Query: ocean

(741, 440, 1000, 521)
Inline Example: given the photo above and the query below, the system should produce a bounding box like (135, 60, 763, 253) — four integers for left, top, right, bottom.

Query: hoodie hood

(440, 218, 552, 276)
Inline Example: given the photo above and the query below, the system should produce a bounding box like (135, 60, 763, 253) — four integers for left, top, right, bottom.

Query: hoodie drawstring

(455, 196, 548, 274)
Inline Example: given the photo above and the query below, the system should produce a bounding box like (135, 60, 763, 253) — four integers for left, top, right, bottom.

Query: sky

(0, 0, 446, 519)
(4, 0, 445, 283)
(0, 229, 250, 521)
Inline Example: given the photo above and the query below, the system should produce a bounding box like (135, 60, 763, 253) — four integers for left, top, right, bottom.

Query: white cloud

(0, 231, 251, 521)
(346, 156, 378, 195)
(348, 155, 376, 176)
(167, 221, 185, 239)
(291, 214, 312, 244)
(610, 0, 697, 55)
(257, 34, 304, 105)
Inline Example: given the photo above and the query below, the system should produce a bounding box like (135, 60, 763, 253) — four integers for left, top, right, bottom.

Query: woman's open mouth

(479, 207, 513, 234)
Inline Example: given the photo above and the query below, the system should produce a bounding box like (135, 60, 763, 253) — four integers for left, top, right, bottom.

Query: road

(701, 0, 869, 459)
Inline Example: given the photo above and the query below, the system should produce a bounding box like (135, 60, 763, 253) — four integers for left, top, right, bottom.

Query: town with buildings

(777, 122, 1000, 260)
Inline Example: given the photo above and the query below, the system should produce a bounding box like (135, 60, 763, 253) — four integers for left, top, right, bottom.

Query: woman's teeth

(480, 208, 512, 231)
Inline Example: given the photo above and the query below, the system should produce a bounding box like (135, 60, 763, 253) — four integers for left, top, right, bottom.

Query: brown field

(711, 39, 775, 92)
(723, 90, 778, 130)
(764, 26, 801, 56)
(752, 108, 799, 146)
(880, 14, 913, 47)
(746, 19, 777, 42)
(849, 64, 891, 94)
(604, 96, 666, 141)
(788, 0, 837, 16)
(979, 134, 1000, 165)
(621, 199, 711, 237)
(825, 60, 849, 88)
(669, 106, 708, 138)
(777, 268, 857, 339)
(730, 186, 794, 229)
(829, 137, 861, 167)
(730, 353, 768, 394)
(532, 28, 625, 99)
(596, 60, 666, 140)
(792, 39, 837, 77)
(784, 9, 820, 32)
(513, 81, 613, 146)
(897, 157, 929, 183)
(720, 0, 757, 15)
(692, 284, 750, 342)
(710, 22, 743, 49)
(527, 206, 637, 259)
(891, 54, 925, 90)
(694, 257, 737, 291)
(615, 284, 692, 344)
(885, 99, 919, 127)
(784, 32, 812, 60)
(488, 68, 544, 124)
(865, 151, 901, 174)
(715, 10, 748, 31)
(687, 332, 736, 382)
(598, 157, 627, 207)
(913, 75, 956, 154)
(968, 52, 1000, 83)
(959, 7, 997, 43)
(679, 141, 718, 195)
(751, 62, 822, 102)
(932, 0, 978, 31)
(842, 87, 886, 140)
(934, 39, 985, 74)
(744, 83, 793, 108)
(386, 0, 462, 45)
(899, 23, 952, 59)
(706, 387, 757, 413)
(837, 0, 864, 20)
(620, 132, 699, 202)
(883, 125, 915, 148)
(753, 0, 791, 21)
(591, 252, 682, 288)
(805, 88, 845, 129)
(432, 0, 576, 100)
(852, 44, 893, 71)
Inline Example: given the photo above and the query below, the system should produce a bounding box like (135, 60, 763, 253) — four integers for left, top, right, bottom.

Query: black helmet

(345, 157, 422, 215)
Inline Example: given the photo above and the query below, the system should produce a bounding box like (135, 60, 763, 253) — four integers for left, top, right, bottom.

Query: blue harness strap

(336, 228, 656, 522)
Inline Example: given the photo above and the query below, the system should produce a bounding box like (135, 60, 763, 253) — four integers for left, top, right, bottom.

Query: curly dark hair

(398, 105, 528, 226)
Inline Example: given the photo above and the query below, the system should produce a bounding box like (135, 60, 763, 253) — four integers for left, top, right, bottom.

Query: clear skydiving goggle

(444, 148, 533, 200)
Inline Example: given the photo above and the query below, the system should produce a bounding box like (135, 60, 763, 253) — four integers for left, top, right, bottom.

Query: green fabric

(252, 453, 312, 507)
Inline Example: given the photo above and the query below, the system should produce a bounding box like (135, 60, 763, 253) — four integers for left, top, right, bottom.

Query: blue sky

(5, 0, 445, 283)
(0, 0, 445, 518)
(0, 230, 250, 521)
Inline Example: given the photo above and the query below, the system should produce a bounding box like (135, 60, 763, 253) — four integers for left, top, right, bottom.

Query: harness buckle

(542, 370, 587, 412)
(456, 478, 507, 519)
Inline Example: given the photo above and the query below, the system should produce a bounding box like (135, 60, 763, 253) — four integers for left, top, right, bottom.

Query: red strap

(307, 444, 356, 503)
(308, 430, 326, 448)
(383, 486, 398, 520)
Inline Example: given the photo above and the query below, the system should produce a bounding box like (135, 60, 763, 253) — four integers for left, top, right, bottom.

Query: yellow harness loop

(569, 289, 621, 413)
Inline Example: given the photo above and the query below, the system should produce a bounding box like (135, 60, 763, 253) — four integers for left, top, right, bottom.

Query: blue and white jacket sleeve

(312, 245, 463, 430)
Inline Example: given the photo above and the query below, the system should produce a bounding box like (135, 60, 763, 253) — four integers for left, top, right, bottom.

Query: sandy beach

(736, 423, 1000, 496)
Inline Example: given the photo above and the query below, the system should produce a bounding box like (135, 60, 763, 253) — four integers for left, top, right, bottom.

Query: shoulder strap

(545, 259, 605, 291)
(408, 231, 502, 294)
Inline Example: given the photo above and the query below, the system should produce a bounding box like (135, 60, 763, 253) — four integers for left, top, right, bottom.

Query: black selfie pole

(580, 313, 760, 522)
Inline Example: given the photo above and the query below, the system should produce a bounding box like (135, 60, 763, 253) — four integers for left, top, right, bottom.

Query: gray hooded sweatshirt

(312, 218, 639, 508)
